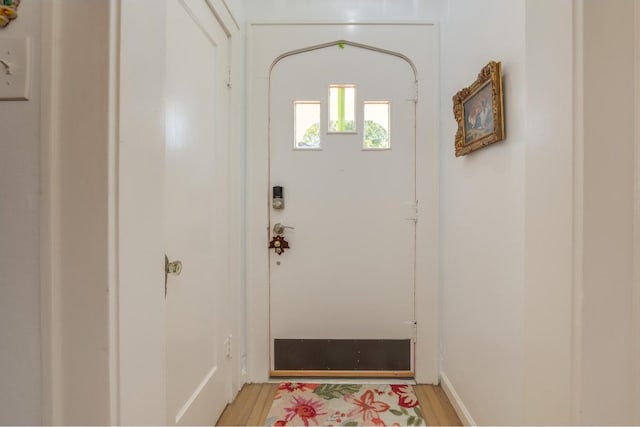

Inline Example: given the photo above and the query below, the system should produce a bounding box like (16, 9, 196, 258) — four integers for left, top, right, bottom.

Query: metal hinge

(408, 81, 419, 103)
(412, 321, 418, 343)
(405, 320, 418, 343)
(224, 335, 232, 358)
(405, 200, 418, 224)
(225, 66, 232, 88)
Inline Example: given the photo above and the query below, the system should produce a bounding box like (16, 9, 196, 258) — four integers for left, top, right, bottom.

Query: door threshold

(268, 377, 417, 385)
(270, 370, 414, 379)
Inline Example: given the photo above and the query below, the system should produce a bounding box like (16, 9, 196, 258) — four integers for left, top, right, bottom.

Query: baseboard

(440, 372, 477, 426)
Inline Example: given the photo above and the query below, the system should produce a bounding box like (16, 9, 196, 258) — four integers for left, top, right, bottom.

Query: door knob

(164, 255, 182, 297)
(166, 257, 183, 275)
(273, 223, 295, 235)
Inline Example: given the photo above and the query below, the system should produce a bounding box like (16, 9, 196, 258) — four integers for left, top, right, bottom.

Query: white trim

(39, 1, 61, 424)
(245, 19, 268, 383)
(571, 1, 584, 424)
(268, 378, 416, 385)
(107, 0, 121, 424)
(198, 0, 247, 402)
(440, 372, 476, 426)
(426, 19, 441, 385)
(206, 0, 240, 33)
(633, 2, 640, 424)
(117, 0, 167, 422)
(246, 20, 440, 26)
(219, 2, 246, 403)
(270, 41, 418, 77)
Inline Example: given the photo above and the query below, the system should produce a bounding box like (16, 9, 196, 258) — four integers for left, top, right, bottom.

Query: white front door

(165, 0, 230, 424)
(248, 23, 439, 383)
(269, 44, 417, 373)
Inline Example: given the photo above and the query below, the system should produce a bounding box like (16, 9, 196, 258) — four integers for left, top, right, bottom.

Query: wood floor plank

(246, 384, 278, 426)
(433, 385, 463, 425)
(414, 385, 443, 426)
(425, 385, 452, 425)
(244, 384, 268, 426)
(236, 384, 263, 426)
(215, 391, 237, 425)
(256, 384, 280, 424)
(414, 384, 463, 426)
(217, 383, 259, 426)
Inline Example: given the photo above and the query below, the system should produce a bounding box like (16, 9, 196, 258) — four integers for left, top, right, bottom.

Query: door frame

(246, 21, 440, 384)
(633, 3, 640, 423)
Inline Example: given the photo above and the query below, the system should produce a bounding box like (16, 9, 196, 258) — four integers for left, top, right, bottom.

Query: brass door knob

(165, 257, 182, 275)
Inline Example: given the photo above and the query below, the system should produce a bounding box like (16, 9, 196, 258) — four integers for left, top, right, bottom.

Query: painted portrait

(463, 81, 494, 145)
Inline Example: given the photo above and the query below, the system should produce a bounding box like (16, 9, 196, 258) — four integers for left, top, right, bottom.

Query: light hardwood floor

(216, 383, 462, 426)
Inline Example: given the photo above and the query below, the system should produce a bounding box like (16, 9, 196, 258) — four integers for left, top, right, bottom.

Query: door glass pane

(328, 85, 356, 133)
(294, 101, 321, 149)
(363, 102, 390, 149)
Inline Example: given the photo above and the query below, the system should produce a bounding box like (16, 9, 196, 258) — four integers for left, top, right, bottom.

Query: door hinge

(405, 320, 418, 343)
(408, 81, 418, 103)
(224, 335, 232, 359)
(225, 66, 232, 88)
(405, 200, 418, 223)
(413, 321, 417, 343)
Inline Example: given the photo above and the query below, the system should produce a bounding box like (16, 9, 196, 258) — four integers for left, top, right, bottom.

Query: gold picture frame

(453, 61, 505, 157)
(0, 0, 20, 28)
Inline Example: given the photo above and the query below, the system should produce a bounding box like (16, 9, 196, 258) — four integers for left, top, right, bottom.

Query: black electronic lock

(272, 186, 284, 209)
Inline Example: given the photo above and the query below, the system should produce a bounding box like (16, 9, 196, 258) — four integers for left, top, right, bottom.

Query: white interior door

(165, 0, 230, 424)
(269, 44, 417, 372)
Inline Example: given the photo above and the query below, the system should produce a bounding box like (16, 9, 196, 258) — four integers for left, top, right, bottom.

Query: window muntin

(328, 85, 356, 133)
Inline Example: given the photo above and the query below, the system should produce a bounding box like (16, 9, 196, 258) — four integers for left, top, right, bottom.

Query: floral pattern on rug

(265, 383, 426, 426)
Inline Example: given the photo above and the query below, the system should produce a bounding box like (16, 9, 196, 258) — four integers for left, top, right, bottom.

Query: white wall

(43, 1, 113, 424)
(0, 1, 43, 424)
(440, 1, 526, 424)
(522, 2, 575, 424)
(441, 0, 577, 424)
(443, 1, 640, 425)
(580, 1, 636, 424)
(224, 0, 245, 23)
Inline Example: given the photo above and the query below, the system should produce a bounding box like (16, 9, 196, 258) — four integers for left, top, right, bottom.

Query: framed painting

(453, 61, 505, 157)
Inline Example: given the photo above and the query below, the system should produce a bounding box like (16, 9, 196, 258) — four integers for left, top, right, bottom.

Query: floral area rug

(264, 383, 426, 426)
